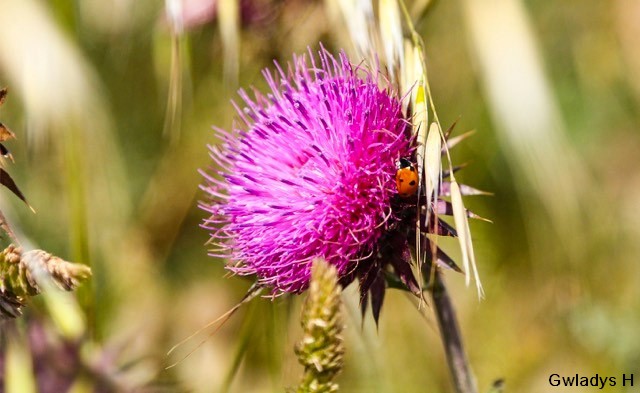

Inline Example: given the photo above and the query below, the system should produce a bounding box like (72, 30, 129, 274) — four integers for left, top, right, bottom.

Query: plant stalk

(431, 271, 478, 393)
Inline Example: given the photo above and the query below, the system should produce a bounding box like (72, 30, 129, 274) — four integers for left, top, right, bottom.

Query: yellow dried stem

(217, 0, 240, 86)
(163, 0, 185, 143)
(332, 0, 375, 59)
(379, 0, 404, 79)
(450, 181, 484, 299)
(425, 122, 442, 208)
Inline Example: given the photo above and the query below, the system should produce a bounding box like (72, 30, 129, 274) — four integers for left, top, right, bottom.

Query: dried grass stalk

(0, 245, 91, 320)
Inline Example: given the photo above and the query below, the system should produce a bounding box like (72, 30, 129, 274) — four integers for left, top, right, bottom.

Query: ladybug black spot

(409, 180, 416, 186)
(399, 179, 404, 183)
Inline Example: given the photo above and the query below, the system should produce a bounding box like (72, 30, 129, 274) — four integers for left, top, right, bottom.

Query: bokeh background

(0, 0, 638, 392)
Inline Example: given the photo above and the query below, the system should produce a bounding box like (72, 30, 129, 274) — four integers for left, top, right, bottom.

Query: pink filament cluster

(201, 48, 411, 294)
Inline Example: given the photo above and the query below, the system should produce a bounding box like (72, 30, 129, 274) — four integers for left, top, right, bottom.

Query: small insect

(395, 157, 418, 197)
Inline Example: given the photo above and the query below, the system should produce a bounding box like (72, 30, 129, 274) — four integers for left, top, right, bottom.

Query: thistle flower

(200, 47, 412, 296)
(201, 45, 485, 324)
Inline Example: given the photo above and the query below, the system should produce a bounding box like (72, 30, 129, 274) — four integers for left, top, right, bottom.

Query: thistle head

(201, 44, 486, 318)
(200, 47, 412, 295)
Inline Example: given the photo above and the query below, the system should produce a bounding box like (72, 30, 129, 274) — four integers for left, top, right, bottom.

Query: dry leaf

(425, 122, 442, 207)
(450, 180, 484, 298)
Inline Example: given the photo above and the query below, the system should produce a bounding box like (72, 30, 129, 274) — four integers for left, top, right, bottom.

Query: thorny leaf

(358, 262, 379, 302)
(440, 181, 491, 197)
(442, 118, 460, 141)
(436, 200, 492, 222)
(0, 124, 15, 143)
(444, 129, 475, 152)
(1, 168, 34, 211)
(442, 164, 468, 179)
(360, 288, 369, 319)
(355, 260, 390, 327)
(423, 240, 463, 273)
(384, 231, 420, 294)
(369, 271, 386, 326)
(420, 214, 458, 237)
(0, 143, 14, 162)
(388, 248, 420, 294)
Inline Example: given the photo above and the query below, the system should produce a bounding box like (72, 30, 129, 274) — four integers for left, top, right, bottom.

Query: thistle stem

(431, 271, 478, 393)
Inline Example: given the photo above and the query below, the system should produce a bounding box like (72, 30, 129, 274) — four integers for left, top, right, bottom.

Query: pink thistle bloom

(200, 47, 412, 295)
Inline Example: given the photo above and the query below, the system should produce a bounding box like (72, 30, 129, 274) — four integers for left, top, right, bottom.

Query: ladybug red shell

(395, 158, 418, 198)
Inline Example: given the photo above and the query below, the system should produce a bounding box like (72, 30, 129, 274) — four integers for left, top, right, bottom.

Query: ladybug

(395, 157, 418, 198)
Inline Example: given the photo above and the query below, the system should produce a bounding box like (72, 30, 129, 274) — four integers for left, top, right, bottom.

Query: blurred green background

(0, 0, 638, 392)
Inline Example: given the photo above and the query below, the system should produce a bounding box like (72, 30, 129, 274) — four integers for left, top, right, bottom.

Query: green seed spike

(293, 258, 345, 393)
